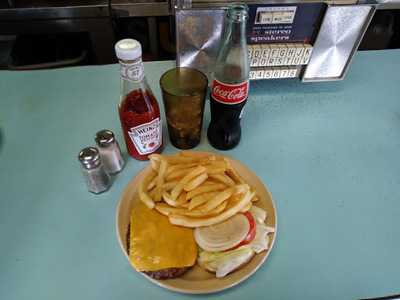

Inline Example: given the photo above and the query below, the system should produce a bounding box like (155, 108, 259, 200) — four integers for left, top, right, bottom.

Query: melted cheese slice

(129, 200, 197, 272)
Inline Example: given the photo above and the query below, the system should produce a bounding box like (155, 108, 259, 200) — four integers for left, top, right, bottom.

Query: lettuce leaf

(198, 246, 255, 278)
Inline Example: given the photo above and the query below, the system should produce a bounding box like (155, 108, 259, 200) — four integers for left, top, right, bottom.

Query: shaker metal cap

(78, 147, 100, 169)
(115, 39, 142, 61)
(95, 129, 115, 147)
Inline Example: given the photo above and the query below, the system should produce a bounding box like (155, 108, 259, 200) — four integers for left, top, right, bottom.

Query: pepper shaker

(95, 130, 125, 174)
(78, 147, 111, 194)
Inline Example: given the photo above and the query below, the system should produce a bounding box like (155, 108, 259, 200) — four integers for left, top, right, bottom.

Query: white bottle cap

(115, 39, 142, 61)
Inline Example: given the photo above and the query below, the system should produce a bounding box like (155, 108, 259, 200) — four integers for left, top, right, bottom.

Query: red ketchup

(119, 90, 163, 160)
(115, 39, 163, 160)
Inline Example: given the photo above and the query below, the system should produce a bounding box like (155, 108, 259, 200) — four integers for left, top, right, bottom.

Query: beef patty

(127, 224, 191, 280)
(143, 267, 190, 280)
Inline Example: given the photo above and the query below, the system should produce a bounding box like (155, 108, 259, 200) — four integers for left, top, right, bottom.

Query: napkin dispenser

(175, 0, 376, 82)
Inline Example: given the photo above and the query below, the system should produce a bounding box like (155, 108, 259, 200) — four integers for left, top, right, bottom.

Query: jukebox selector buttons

(250, 67, 300, 80)
(248, 43, 313, 67)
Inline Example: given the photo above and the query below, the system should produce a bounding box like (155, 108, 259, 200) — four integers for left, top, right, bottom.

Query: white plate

(116, 155, 277, 294)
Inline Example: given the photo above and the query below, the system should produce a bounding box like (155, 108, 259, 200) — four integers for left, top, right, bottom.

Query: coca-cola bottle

(208, 5, 250, 150)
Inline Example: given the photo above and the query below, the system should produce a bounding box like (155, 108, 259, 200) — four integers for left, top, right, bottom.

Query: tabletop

(1, 50, 400, 300)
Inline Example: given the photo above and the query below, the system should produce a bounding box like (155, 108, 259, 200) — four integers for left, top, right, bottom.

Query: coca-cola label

(211, 79, 249, 105)
(128, 118, 162, 155)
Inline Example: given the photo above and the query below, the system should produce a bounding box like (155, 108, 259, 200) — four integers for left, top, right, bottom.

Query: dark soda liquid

(207, 96, 247, 150)
(118, 89, 163, 160)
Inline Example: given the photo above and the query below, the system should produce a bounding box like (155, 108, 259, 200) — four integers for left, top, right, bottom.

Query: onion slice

(194, 214, 250, 252)
(249, 205, 267, 224)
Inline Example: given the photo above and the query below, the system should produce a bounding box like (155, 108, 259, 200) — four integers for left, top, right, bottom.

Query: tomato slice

(226, 212, 256, 251)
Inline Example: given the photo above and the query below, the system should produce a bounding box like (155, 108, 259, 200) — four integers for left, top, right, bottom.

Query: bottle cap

(95, 130, 115, 148)
(78, 147, 101, 169)
(115, 39, 142, 61)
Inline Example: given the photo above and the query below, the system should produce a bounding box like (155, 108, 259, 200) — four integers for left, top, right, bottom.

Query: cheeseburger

(128, 200, 197, 279)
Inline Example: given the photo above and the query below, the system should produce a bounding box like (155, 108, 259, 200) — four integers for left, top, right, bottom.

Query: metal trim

(301, 4, 376, 82)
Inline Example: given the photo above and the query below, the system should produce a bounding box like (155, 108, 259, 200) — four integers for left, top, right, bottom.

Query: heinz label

(128, 118, 162, 155)
(211, 79, 249, 104)
(120, 60, 144, 83)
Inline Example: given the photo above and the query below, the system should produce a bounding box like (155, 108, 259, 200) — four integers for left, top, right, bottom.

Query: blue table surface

(1, 50, 400, 300)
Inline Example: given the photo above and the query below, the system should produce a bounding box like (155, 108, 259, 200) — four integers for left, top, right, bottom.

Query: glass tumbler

(160, 67, 208, 149)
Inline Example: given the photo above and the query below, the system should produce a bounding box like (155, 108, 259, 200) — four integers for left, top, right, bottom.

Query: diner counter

(1, 50, 400, 300)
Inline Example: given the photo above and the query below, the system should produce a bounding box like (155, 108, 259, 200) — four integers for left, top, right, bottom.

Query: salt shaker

(78, 147, 111, 194)
(95, 130, 125, 174)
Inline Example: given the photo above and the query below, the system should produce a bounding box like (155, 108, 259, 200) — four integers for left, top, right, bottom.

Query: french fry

(154, 203, 174, 216)
(179, 151, 212, 158)
(229, 193, 243, 203)
(198, 201, 227, 216)
(204, 160, 227, 168)
(154, 159, 168, 202)
(224, 158, 245, 184)
(166, 167, 196, 181)
(155, 201, 227, 218)
(139, 152, 260, 229)
(202, 180, 219, 186)
(162, 191, 178, 207)
(203, 161, 227, 175)
(186, 183, 226, 200)
(170, 166, 206, 200)
(165, 163, 198, 177)
(180, 202, 190, 208)
(200, 187, 234, 213)
(170, 184, 184, 201)
(147, 176, 157, 191)
(140, 192, 155, 209)
(185, 201, 227, 217)
(169, 190, 254, 227)
(165, 164, 177, 176)
(184, 173, 208, 192)
(205, 166, 226, 175)
(150, 159, 160, 171)
(240, 202, 252, 212)
(232, 184, 250, 195)
(148, 154, 161, 171)
(162, 180, 179, 191)
(246, 186, 259, 202)
(209, 174, 235, 186)
(201, 184, 249, 213)
(179, 151, 222, 165)
(148, 154, 162, 161)
(188, 191, 219, 211)
(176, 192, 188, 206)
(225, 169, 244, 184)
(139, 170, 157, 209)
(148, 188, 157, 200)
(165, 156, 200, 164)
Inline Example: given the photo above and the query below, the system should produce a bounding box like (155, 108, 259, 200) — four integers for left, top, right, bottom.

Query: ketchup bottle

(115, 39, 163, 160)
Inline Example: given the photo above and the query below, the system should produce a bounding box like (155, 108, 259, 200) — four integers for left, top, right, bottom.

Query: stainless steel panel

(0, 1, 110, 19)
(176, 9, 225, 81)
(112, 1, 170, 17)
(375, 0, 400, 10)
(173, 0, 193, 9)
(302, 5, 375, 82)
(189, 0, 358, 9)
